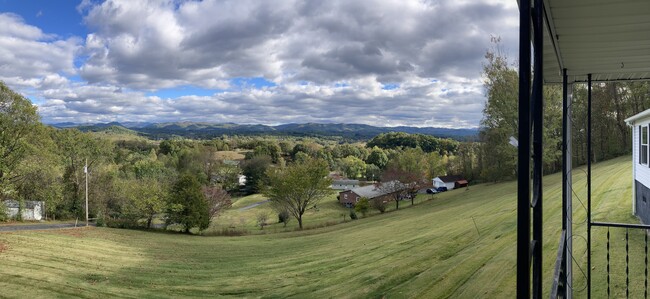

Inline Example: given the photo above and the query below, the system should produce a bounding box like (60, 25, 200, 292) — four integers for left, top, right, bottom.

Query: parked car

(436, 186, 448, 192)
(426, 188, 439, 194)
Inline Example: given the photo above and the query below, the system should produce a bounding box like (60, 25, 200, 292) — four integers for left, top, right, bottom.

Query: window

(344, 194, 348, 200)
(642, 126, 648, 165)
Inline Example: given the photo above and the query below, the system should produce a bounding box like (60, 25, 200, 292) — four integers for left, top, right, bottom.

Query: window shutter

(641, 126, 643, 164)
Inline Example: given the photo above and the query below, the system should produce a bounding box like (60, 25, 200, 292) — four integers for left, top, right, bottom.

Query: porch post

(531, 0, 544, 297)
(562, 68, 573, 299)
(587, 73, 593, 299)
(517, 0, 532, 297)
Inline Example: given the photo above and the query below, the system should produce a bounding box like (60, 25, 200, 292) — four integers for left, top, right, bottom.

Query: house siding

(632, 119, 650, 218)
(634, 122, 650, 190)
(636, 180, 650, 224)
(339, 190, 360, 207)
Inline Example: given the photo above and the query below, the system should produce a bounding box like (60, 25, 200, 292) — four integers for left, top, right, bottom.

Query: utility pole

(85, 158, 89, 227)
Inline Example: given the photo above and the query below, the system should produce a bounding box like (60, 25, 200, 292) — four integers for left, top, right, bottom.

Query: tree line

(0, 81, 465, 232)
(474, 40, 649, 182)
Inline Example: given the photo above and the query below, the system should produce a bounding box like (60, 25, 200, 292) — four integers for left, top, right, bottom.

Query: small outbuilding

(432, 175, 467, 190)
(2, 200, 44, 221)
(626, 110, 650, 224)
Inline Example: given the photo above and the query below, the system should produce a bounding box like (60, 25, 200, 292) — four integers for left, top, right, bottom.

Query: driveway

(238, 200, 270, 211)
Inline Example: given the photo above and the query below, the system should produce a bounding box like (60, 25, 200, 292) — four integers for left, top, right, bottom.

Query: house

(432, 175, 467, 190)
(338, 180, 406, 207)
(330, 179, 360, 190)
(2, 200, 44, 221)
(625, 110, 650, 224)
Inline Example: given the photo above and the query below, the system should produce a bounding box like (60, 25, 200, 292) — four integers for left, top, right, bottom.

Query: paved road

(238, 200, 270, 211)
(0, 223, 94, 232)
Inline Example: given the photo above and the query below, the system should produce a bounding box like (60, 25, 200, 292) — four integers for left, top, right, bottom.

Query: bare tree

(371, 197, 388, 213)
(202, 185, 232, 219)
(380, 167, 423, 210)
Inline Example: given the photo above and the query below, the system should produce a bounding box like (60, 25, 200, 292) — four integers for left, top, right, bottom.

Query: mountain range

(49, 122, 479, 141)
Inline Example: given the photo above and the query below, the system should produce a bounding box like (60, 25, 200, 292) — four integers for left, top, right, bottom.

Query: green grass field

(0, 156, 638, 298)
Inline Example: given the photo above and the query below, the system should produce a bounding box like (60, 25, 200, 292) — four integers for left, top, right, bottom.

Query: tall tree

(166, 174, 210, 233)
(0, 82, 40, 190)
(54, 129, 112, 218)
(263, 158, 333, 229)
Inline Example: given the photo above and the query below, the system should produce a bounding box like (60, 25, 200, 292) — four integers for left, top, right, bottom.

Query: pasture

(0, 156, 637, 298)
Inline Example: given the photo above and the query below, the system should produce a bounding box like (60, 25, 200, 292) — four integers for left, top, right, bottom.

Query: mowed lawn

(0, 156, 636, 298)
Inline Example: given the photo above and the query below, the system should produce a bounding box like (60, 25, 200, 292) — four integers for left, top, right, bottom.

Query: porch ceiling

(541, 0, 650, 83)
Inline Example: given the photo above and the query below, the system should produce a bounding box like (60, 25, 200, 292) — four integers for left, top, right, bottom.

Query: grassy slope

(0, 156, 636, 298)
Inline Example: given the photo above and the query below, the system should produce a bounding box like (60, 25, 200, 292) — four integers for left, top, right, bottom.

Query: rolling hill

(50, 122, 479, 141)
(0, 156, 638, 298)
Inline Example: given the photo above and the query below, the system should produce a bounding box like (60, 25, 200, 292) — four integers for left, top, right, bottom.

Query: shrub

(349, 210, 358, 220)
(371, 198, 387, 213)
(0, 202, 7, 222)
(257, 212, 269, 230)
(105, 218, 140, 229)
(277, 210, 291, 227)
(96, 217, 105, 227)
(354, 197, 370, 217)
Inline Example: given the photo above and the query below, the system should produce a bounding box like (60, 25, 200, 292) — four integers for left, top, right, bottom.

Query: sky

(0, 0, 518, 128)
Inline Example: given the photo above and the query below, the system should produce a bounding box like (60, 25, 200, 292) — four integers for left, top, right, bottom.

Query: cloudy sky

(0, 0, 518, 128)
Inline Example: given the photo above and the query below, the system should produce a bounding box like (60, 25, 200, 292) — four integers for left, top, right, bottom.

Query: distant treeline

(367, 132, 459, 155)
(58, 122, 478, 142)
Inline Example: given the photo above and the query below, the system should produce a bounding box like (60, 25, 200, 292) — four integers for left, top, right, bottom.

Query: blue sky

(0, 0, 518, 127)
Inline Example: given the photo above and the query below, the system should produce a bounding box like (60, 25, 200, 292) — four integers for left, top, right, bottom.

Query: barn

(626, 110, 650, 224)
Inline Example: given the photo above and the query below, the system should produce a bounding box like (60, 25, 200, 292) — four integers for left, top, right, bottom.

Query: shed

(433, 175, 466, 190)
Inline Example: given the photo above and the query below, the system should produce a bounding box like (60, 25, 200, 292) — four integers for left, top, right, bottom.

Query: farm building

(432, 175, 468, 190)
(2, 200, 44, 221)
(339, 181, 405, 207)
(330, 179, 360, 190)
(626, 110, 650, 224)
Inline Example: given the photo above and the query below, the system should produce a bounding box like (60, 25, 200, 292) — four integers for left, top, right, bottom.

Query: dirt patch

(0, 242, 9, 253)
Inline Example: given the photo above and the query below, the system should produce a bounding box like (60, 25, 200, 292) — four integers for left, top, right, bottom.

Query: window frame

(642, 125, 649, 166)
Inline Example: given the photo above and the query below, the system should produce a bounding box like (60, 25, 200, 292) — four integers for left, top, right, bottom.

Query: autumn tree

(263, 158, 333, 229)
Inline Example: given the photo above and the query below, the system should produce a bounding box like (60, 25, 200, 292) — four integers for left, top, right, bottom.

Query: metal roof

(345, 180, 405, 199)
(541, 0, 650, 83)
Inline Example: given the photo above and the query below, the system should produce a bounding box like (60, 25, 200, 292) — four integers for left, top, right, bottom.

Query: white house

(625, 110, 650, 223)
(432, 175, 467, 190)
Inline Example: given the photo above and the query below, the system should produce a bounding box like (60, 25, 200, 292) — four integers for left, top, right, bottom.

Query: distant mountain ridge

(50, 122, 479, 141)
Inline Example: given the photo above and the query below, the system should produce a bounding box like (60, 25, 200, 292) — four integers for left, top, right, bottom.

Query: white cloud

(1, 0, 518, 128)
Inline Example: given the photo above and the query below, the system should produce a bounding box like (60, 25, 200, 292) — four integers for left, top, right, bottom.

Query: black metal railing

(550, 230, 568, 299)
(590, 222, 650, 298)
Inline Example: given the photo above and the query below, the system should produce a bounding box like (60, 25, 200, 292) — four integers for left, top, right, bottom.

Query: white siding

(634, 122, 650, 189)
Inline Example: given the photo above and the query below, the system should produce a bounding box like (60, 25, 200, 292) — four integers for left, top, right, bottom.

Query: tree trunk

(297, 216, 303, 229)
(147, 216, 153, 229)
(395, 198, 399, 210)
